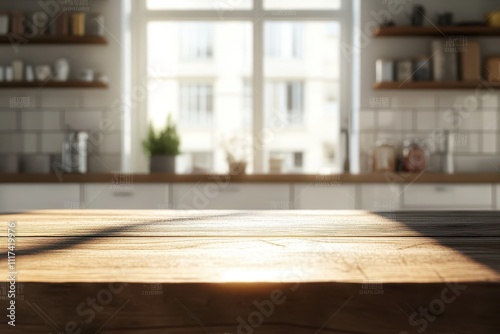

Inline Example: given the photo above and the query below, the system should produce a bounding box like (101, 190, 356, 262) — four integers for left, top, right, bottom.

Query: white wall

(0, 0, 124, 172)
(357, 0, 500, 173)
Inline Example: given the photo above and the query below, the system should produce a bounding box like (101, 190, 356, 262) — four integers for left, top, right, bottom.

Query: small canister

(402, 138, 428, 173)
(397, 59, 413, 82)
(373, 139, 396, 172)
(414, 56, 431, 81)
(376, 59, 394, 83)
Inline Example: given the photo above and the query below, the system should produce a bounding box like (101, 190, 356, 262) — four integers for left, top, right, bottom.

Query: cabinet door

(0, 184, 80, 213)
(360, 184, 402, 211)
(403, 184, 493, 210)
(293, 185, 356, 210)
(173, 183, 290, 210)
(82, 184, 169, 209)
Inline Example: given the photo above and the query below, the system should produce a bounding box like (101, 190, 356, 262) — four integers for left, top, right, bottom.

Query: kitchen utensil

(25, 65, 34, 82)
(373, 139, 396, 172)
(11, 12, 24, 35)
(32, 11, 49, 31)
(402, 138, 428, 173)
(376, 59, 394, 83)
(79, 69, 94, 82)
(486, 57, 500, 82)
(397, 60, 413, 82)
(35, 65, 52, 81)
(71, 12, 86, 36)
(54, 58, 70, 81)
(62, 130, 89, 174)
(50, 12, 69, 35)
(0, 13, 9, 35)
(87, 13, 105, 36)
(0, 154, 19, 173)
(487, 12, 500, 27)
(437, 12, 453, 26)
(12, 60, 23, 81)
(432, 39, 458, 81)
(410, 5, 426, 26)
(414, 56, 431, 81)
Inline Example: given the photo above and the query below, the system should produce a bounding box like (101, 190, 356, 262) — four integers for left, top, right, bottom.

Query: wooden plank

(373, 25, 500, 37)
(0, 283, 498, 334)
(373, 81, 500, 90)
(0, 81, 108, 89)
(1, 211, 499, 238)
(0, 35, 108, 44)
(0, 236, 498, 283)
(1, 172, 500, 184)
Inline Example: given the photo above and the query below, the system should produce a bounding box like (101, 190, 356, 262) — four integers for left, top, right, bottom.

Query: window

(265, 23, 303, 59)
(134, 1, 352, 174)
(179, 82, 213, 126)
(266, 81, 304, 126)
(180, 23, 213, 60)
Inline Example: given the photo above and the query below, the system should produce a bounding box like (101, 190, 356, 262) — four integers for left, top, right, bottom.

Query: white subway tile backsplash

(459, 111, 484, 131)
(378, 110, 412, 131)
(391, 94, 435, 108)
(416, 111, 437, 131)
(21, 111, 61, 131)
(451, 133, 480, 153)
(22, 134, 38, 153)
(439, 94, 479, 110)
(0, 111, 17, 130)
(98, 133, 122, 154)
(482, 111, 498, 131)
(81, 92, 118, 109)
(360, 111, 376, 130)
(88, 155, 121, 173)
(482, 133, 497, 154)
(0, 134, 22, 153)
(101, 111, 122, 132)
(41, 92, 80, 109)
(0, 93, 37, 109)
(64, 111, 104, 130)
(481, 93, 499, 109)
(41, 133, 65, 154)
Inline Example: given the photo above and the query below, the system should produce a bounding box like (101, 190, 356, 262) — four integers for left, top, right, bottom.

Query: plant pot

(150, 155, 176, 173)
(229, 161, 247, 175)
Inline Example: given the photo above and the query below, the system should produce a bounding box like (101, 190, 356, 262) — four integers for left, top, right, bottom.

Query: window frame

(131, 0, 353, 173)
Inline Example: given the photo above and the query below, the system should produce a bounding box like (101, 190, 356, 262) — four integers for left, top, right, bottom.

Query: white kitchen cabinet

(402, 184, 493, 210)
(360, 184, 402, 211)
(173, 183, 290, 210)
(293, 185, 356, 210)
(82, 184, 169, 209)
(0, 184, 80, 213)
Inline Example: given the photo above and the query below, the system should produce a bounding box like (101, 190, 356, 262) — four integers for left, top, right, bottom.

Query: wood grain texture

(1, 172, 500, 183)
(0, 210, 498, 333)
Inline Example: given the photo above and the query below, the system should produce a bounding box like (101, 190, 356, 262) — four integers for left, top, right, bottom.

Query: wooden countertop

(1, 172, 500, 184)
(0, 210, 498, 333)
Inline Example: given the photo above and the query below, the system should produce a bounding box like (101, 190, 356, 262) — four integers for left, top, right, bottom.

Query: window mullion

(253, 0, 265, 173)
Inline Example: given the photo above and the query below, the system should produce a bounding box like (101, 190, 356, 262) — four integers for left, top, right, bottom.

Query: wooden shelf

(0, 81, 108, 89)
(373, 26, 500, 37)
(373, 81, 500, 90)
(0, 35, 108, 45)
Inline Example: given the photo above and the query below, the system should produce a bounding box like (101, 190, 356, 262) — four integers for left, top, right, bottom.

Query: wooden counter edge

(0, 173, 499, 184)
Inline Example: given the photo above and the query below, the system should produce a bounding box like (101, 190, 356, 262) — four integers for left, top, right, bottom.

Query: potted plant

(222, 135, 248, 175)
(142, 115, 180, 173)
